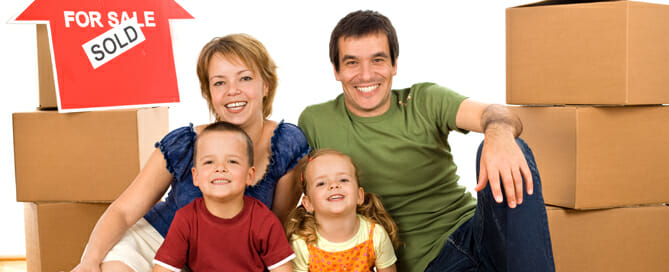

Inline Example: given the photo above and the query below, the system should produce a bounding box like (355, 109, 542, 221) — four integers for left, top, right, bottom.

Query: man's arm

(455, 99, 533, 208)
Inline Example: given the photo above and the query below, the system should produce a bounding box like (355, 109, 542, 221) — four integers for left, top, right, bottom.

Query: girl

(285, 149, 400, 272)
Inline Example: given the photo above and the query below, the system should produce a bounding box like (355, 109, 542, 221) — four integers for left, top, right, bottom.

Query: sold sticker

(82, 17, 146, 69)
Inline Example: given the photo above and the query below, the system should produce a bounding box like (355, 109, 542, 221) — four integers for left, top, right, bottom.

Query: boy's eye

(339, 178, 349, 183)
(203, 160, 213, 165)
(229, 159, 239, 164)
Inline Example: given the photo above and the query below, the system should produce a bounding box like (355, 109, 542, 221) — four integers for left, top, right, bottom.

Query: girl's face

(208, 53, 268, 127)
(301, 154, 364, 217)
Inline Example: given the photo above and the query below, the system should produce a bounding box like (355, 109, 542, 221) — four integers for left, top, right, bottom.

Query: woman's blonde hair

(284, 149, 401, 249)
(196, 33, 277, 121)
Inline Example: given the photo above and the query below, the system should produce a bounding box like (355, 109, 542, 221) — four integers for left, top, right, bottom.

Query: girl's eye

(315, 181, 325, 187)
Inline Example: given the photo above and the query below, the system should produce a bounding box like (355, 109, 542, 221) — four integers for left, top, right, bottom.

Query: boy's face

(192, 130, 255, 202)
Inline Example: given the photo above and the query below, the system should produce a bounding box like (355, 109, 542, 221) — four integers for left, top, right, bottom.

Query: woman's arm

(271, 167, 302, 224)
(71, 149, 174, 271)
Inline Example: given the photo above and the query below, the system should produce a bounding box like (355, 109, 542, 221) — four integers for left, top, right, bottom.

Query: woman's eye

(241, 76, 252, 81)
(212, 81, 224, 87)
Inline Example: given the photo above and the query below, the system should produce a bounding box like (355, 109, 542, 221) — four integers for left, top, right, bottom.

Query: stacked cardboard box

(13, 25, 170, 272)
(506, 1, 669, 271)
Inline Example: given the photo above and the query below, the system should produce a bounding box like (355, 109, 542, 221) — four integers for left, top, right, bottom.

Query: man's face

(334, 32, 397, 117)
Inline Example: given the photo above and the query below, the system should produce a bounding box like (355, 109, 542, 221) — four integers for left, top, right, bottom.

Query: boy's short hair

(192, 121, 254, 167)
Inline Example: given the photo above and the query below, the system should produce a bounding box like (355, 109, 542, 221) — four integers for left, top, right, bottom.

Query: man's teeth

(357, 85, 377, 93)
(225, 102, 247, 108)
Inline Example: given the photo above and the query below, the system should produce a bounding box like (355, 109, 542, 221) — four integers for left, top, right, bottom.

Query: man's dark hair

(329, 10, 399, 72)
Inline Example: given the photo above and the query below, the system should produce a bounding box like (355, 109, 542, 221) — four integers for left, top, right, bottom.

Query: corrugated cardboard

(506, 0, 669, 105)
(547, 204, 669, 272)
(24, 202, 109, 272)
(36, 24, 56, 110)
(511, 105, 669, 209)
(13, 107, 169, 202)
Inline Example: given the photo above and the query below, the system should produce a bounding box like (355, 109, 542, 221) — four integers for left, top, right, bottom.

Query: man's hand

(474, 123, 533, 208)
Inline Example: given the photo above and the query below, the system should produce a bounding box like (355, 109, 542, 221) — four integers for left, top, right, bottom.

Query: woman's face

(207, 53, 268, 127)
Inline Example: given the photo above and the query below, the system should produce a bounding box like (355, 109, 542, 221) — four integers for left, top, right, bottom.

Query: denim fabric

(144, 122, 310, 237)
(425, 138, 555, 272)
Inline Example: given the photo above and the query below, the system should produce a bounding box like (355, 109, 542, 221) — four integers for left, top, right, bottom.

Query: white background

(2, 0, 667, 257)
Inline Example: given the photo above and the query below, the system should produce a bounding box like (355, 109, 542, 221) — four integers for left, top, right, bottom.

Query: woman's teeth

(225, 102, 247, 109)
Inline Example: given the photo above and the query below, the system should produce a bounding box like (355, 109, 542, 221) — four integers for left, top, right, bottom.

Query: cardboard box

(37, 24, 56, 109)
(507, 0, 669, 105)
(547, 204, 669, 272)
(13, 107, 169, 202)
(511, 105, 669, 209)
(24, 202, 109, 272)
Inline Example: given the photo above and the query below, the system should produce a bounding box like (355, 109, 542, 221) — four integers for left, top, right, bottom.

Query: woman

(72, 34, 309, 272)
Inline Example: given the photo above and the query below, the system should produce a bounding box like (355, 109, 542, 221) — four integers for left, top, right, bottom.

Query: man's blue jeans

(425, 138, 555, 272)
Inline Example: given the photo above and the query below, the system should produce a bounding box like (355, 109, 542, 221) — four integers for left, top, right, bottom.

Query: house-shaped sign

(12, 0, 193, 112)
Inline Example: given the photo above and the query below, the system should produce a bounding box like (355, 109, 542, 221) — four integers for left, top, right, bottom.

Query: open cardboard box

(507, 0, 669, 105)
(24, 202, 109, 272)
(547, 204, 669, 271)
(511, 105, 669, 209)
(13, 107, 168, 202)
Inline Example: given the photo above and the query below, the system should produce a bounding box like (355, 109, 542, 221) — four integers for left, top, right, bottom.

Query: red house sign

(13, 0, 193, 112)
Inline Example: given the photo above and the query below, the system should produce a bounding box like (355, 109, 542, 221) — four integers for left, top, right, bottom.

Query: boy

(153, 121, 294, 272)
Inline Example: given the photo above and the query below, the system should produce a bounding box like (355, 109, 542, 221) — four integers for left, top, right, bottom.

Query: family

(71, 10, 555, 272)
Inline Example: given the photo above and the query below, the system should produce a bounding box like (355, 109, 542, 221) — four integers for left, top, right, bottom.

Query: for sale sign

(12, 0, 193, 112)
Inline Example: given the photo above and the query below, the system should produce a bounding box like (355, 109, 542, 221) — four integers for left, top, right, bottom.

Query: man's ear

(333, 63, 341, 81)
(301, 194, 314, 213)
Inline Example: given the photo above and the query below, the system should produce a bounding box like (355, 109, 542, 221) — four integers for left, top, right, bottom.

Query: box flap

(514, 0, 620, 8)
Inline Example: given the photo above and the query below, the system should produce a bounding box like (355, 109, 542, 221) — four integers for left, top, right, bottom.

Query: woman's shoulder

(156, 124, 196, 148)
(271, 120, 309, 153)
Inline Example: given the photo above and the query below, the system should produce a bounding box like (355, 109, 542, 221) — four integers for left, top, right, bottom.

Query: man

(298, 10, 554, 272)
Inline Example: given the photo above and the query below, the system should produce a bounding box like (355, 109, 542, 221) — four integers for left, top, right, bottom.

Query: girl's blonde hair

(196, 33, 277, 121)
(284, 149, 401, 249)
